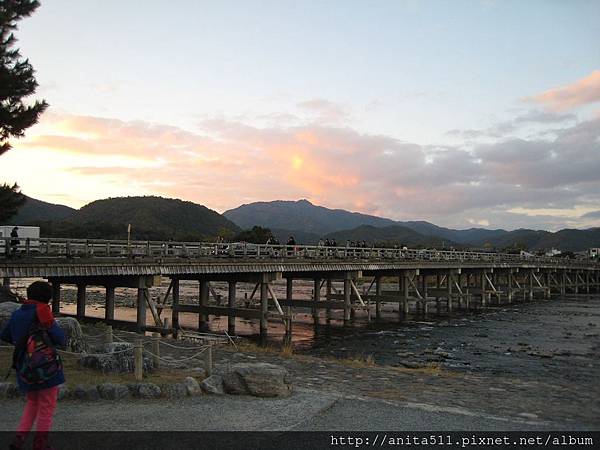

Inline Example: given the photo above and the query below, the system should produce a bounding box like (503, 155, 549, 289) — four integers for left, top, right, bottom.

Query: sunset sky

(0, 0, 599, 230)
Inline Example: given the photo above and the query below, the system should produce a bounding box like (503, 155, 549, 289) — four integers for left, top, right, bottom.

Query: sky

(0, 0, 599, 231)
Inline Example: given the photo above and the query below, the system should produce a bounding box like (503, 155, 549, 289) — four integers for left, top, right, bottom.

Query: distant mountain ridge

(8, 196, 76, 225)
(224, 199, 599, 251)
(224, 199, 396, 235)
(10, 196, 240, 241)
(8, 196, 599, 251)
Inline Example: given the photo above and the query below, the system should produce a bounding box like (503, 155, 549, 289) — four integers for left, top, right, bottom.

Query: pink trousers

(17, 385, 59, 434)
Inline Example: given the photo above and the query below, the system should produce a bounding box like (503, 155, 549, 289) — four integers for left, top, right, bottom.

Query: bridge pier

(286, 277, 293, 341)
(51, 281, 61, 315)
(260, 277, 269, 343)
(199, 280, 209, 331)
(171, 278, 180, 338)
(136, 287, 147, 333)
(105, 285, 115, 321)
(343, 276, 351, 325)
(76, 283, 86, 319)
(228, 281, 236, 335)
(313, 277, 321, 326)
(325, 278, 332, 324)
(375, 276, 382, 321)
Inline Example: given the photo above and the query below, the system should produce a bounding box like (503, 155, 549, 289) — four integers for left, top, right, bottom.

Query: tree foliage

(233, 226, 274, 244)
(0, 182, 25, 222)
(1, 0, 48, 156)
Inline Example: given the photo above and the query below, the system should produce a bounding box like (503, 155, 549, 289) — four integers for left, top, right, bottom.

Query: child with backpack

(1, 281, 66, 450)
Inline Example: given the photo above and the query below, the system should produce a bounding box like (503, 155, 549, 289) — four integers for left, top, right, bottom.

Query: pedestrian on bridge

(1, 281, 66, 450)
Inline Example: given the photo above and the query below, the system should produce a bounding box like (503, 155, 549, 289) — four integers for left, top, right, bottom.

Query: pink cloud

(529, 70, 600, 111)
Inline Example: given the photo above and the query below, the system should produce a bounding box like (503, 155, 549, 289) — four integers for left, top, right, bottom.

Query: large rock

(0, 382, 19, 399)
(97, 383, 130, 400)
(56, 317, 88, 353)
(183, 377, 202, 396)
(0, 302, 20, 330)
(0, 303, 88, 354)
(128, 383, 161, 399)
(160, 383, 188, 398)
(200, 375, 224, 395)
(222, 363, 292, 398)
(79, 342, 153, 373)
(72, 385, 100, 401)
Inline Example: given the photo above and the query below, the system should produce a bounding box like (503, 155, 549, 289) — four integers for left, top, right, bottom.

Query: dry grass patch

(0, 347, 200, 387)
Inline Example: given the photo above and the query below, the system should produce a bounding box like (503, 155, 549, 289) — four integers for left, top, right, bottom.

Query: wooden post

(152, 332, 160, 369)
(421, 274, 428, 315)
(375, 276, 382, 320)
(105, 325, 113, 344)
(529, 270, 534, 301)
(447, 272, 453, 312)
(198, 280, 209, 331)
(325, 279, 332, 324)
(105, 285, 115, 321)
(76, 283, 86, 319)
(286, 277, 293, 339)
(403, 272, 410, 316)
(136, 287, 147, 333)
(172, 278, 180, 338)
(343, 276, 351, 325)
(204, 344, 213, 377)
(134, 339, 143, 381)
(51, 281, 61, 315)
(260, 279, 268, 343)
(313, 278, 320, 326)
(228, 281, 236, 334)
(1, 277, 10, 293)
(481, 270, 487, 306)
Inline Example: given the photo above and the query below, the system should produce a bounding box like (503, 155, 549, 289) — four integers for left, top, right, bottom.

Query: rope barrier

(142, 347, 209, 363)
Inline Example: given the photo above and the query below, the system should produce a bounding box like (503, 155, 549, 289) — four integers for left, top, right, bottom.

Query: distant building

(590, 248, 600, 259)
(545, 248, 562, 257)
(520, 250, 534, 257)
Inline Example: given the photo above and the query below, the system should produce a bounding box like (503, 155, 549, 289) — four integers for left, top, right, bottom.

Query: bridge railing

(0, 236, 597, 268)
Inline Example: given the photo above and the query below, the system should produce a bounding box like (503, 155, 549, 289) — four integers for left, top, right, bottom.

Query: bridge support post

(1, 277, 10, 294)
(136, 286, 147, 333)
(260, 278, 269, 343)
(343, 275, 351, 326)
(325, 279, 332, 324)
(313, 278, 321, 326)
(435, 274, 441, 315)
(286, 277, 293, 340)
(199, 280, 209, 331)
(421, 274, 428, 315)
(447, 272, 453, 312)
(480, 272, 487, 307)
(507, 270, 513, 303)
(51, 281, 61, 315)
(76, 283, 86, 319)
(403, 272, 410, 316)
(228, 281, 236, 335)
(172, 279, 180, 338)
(586, 271, 590, 294)
(530, 270, 535, 301)
(375, 276, 382, 321)
(105, 285, 115, 321)
(560, 271, 566, 296)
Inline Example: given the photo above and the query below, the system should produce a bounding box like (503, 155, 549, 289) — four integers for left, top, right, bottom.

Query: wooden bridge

(1, 237, 599, 342)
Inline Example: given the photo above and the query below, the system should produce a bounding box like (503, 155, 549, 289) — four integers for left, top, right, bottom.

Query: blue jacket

(1, 303, 66, 392)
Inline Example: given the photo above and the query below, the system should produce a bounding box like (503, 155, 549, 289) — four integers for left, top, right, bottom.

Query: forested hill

(8, 196, 76, 224)
(35, 196, 240, 241)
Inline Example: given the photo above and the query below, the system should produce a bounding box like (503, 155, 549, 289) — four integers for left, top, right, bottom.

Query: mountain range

(4, 196, 598, 252)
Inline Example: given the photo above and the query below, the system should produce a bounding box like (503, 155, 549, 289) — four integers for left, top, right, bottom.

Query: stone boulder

(222, 363, 292, 398)
(0, 303, 88, 354)
(72, 385, 100, 401)
(97, 383, 130, 400)
(56, 317, 88, 353)
(79, 342, 153, 373)
(183, 377, 202, 396)
(0, 302, 20, 330)
(200, 375, 224, 395)
(160, 383, 188, 399)
(0, 382, 19, 399)
(128, 383, 161, 399)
